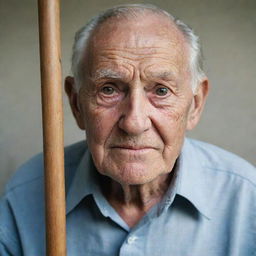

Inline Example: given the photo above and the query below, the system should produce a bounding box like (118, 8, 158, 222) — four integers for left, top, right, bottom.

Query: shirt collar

(66, 138, 212, 219)
(66, 149, 97, 214)
(175, 138, 212, 219)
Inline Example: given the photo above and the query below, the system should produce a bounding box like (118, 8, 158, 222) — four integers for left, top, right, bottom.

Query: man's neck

(100, 171, 174, 227)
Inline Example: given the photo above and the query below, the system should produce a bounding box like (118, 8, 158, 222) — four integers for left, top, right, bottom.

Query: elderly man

(0, 4, 255, 256)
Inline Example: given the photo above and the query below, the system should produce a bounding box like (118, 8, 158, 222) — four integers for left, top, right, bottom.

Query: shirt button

(127, 236, 137, 244)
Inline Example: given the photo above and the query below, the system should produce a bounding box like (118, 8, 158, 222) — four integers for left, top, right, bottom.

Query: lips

(111, 145, 155, 150)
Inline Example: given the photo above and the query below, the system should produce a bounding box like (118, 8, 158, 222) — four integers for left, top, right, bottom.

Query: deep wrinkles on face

(76, 14, 195, 185)
(97, 48, 178, 60)
(80, 82, 191, 153)
(85, 14, 190, 81)
(81, 46, 192, 147)
(81, 52, 191, 131)
(93, 43, 187, 69)
(88, 51, 187, 91)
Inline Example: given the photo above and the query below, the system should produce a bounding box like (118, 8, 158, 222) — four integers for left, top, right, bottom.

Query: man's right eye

(100, 86, 116, 95)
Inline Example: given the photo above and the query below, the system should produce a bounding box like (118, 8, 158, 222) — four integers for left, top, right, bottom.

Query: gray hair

(71, 4, 206, 92)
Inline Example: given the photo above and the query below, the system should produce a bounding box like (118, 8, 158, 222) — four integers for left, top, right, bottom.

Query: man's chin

(106, 164, 163, 186)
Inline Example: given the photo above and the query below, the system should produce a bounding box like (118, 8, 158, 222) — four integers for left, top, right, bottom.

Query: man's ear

(64, 76, 85, 130)
(186, 79, 209, 130)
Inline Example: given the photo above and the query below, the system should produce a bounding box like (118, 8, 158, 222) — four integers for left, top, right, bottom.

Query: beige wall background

(1, 0, 255, 195)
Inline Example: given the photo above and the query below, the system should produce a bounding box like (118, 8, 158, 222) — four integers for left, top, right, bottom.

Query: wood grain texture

(38, 0, 66, 255)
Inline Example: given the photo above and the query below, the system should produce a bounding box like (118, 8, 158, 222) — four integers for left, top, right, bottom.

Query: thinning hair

(71, 4, 206, 92)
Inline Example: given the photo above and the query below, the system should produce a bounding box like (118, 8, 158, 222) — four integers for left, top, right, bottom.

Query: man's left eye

(155, 87, 169, 96)
(101, 86, 116, 95)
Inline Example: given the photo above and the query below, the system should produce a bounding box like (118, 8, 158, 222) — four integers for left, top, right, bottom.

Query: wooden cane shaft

(38, 0, 66, 255)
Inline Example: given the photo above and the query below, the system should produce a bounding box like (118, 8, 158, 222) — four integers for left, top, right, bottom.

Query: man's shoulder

(4, 140, 87, 195)
(187, 138, 256, 186)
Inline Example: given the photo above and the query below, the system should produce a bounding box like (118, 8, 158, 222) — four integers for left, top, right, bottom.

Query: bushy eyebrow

(146, 71, 175, 81)
(90, 69, 124, 81)
(89, 69, 176, 83)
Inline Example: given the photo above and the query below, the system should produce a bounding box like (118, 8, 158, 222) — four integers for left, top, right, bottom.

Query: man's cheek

(159, 105, 188, 129)
(86, 120, 105, 144)
(84, 113, 114, 145)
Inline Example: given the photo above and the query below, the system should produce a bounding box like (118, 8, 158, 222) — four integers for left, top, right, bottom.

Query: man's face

(68, 14, 207, 185)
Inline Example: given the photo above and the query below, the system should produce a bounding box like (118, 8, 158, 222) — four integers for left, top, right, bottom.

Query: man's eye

(155, 87, 169, 96)
(101, 86, 116, 95)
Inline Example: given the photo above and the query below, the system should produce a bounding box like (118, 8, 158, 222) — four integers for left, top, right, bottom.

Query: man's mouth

(111, 145, 156, 152)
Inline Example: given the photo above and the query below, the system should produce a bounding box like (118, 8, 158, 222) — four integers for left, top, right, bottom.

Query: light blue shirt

(0, 138, 256, 255)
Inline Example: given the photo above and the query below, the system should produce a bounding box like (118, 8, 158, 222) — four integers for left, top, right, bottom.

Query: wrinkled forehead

(84, 13, 190, 77)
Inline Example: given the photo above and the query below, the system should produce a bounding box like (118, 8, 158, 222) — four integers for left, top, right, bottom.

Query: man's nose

(118, 89, 151, 135)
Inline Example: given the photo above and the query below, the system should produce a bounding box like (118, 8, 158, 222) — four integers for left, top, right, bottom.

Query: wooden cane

(38, 0, 66, 255)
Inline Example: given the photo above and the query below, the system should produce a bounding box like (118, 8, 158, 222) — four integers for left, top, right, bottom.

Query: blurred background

(0, 0, 255, 195)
